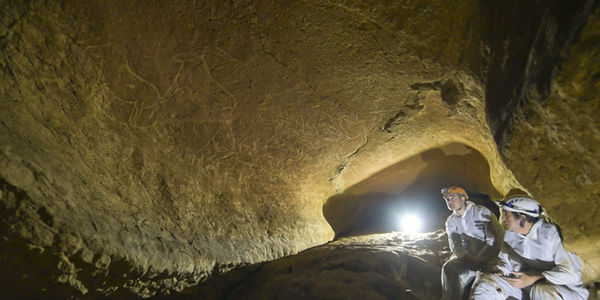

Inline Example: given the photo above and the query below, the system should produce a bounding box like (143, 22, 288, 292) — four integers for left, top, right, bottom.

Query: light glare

(400, 214, 422, 232)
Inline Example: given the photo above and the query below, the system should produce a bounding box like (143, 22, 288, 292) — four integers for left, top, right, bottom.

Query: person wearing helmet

(440, 186, 504, 300)
(470, 191, 589, 300)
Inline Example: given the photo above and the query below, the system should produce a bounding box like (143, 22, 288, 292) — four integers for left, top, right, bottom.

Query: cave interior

(1, 0, 600, 299)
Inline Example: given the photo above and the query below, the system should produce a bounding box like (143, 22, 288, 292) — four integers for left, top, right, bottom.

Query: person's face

(501, 209, 522, 231)
(443, 193, 464, 212)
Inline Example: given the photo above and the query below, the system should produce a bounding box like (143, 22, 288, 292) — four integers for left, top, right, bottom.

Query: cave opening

(323, 143, 501, 239)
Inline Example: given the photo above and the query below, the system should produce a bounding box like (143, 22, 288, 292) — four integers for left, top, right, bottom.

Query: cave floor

(156, 230, 599, 300)
(165, 231, 449, 300)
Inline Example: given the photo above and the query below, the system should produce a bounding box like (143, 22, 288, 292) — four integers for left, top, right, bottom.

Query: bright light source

(400, 214, 422, 232)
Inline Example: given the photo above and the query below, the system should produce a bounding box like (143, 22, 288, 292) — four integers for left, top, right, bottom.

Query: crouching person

(440, 187, 504, 300)
(471, 193, 589, 300)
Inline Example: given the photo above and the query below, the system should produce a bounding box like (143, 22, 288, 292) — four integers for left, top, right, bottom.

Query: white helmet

(497, 197, 543, 217)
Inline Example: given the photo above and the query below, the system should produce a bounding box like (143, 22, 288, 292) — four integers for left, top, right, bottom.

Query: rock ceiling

(1, 0, 599, 299)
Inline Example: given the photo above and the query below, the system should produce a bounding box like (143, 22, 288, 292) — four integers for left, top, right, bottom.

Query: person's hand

(504, 272, 544, 289)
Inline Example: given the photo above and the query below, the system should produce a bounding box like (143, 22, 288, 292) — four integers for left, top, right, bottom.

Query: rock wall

(0, 0, 598, 298)
(501, 4, 600, 281)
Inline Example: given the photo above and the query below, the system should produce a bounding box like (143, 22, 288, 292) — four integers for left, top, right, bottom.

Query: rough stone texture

(501, 5, 600, 284)
(180, 231, 450, 300)
(0, 0, 599, 299)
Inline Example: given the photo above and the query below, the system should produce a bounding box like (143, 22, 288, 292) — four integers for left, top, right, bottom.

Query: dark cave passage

(323, 143, 501, 238)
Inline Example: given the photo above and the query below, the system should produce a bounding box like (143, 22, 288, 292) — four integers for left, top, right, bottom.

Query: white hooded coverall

(442, 201, 504, 300)
(470, 220, 589, 300)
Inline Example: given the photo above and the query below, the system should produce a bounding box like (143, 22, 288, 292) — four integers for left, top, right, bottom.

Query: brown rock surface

(181, 231, 450, 300)
(0, 0, 598, 299)
(502, 5, 600, 284)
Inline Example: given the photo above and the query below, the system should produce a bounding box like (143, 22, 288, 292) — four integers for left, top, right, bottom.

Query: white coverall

(442, 201, 504, 300)
(471, 220, 589, 300)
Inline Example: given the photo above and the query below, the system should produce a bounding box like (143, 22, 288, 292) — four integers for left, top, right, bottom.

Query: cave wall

(501, 3, 600, 281)
(484, 0, 596, 144)
(0, 0, 598, 298)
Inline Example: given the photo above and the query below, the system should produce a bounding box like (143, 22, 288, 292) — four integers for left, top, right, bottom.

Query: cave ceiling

(1, 0, 599, 298)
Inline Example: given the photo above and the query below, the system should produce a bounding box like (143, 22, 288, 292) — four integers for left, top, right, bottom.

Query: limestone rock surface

(0, 0, 599, 299)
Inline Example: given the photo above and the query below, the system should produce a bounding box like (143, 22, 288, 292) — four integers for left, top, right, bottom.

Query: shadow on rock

(162, 231, 450, 300)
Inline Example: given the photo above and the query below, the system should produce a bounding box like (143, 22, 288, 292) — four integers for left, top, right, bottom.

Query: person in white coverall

(440, 187, 504, 300)
(470, 193, 589, 300)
